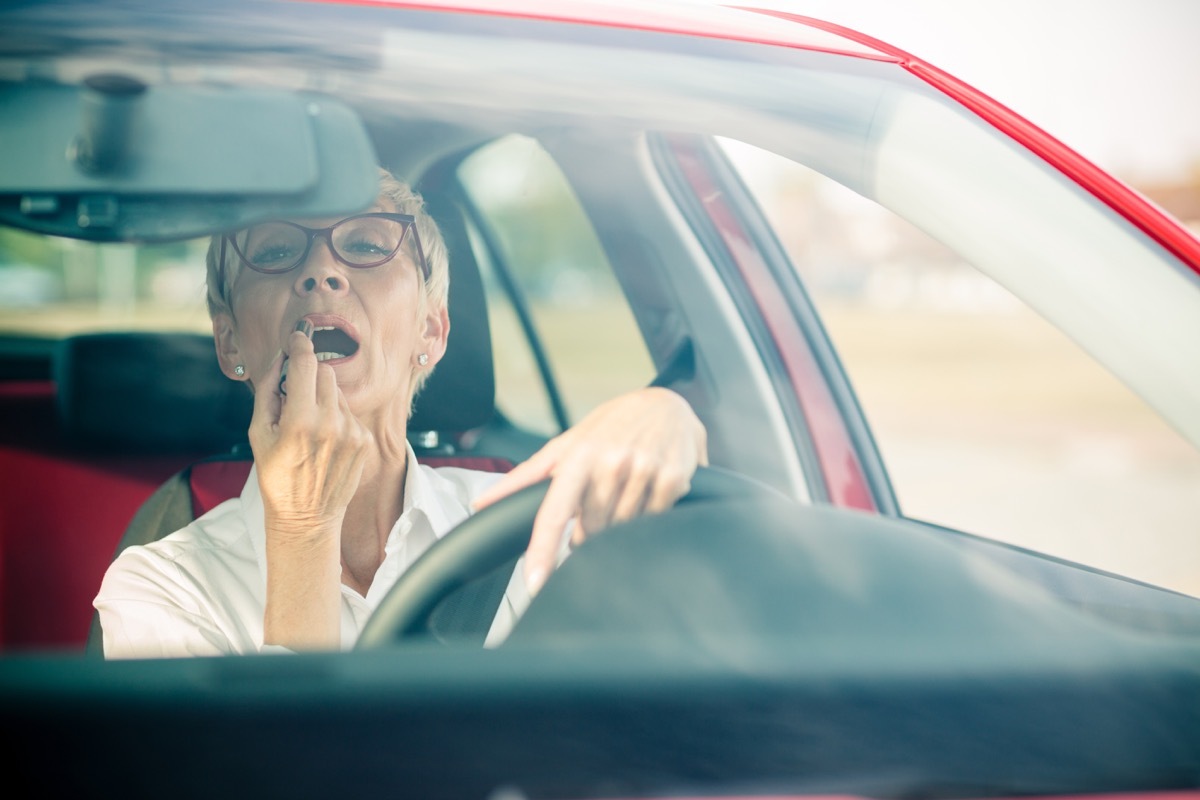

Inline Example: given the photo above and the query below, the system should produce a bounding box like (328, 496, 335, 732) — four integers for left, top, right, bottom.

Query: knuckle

(595, 449, 629, 476)
(658, 463, 687, 491)
(579, 509, 605, 534)
(628, 452, 658, 481)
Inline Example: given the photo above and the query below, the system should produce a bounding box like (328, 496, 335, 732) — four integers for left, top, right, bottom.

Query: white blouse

(94, 444, 540, 658)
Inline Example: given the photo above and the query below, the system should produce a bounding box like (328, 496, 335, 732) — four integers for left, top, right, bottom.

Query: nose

(293, 236, 349, 296)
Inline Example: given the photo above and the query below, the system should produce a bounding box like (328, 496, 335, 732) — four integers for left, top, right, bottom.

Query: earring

(417, 353, 429, 367)
(234, 365, 246, 377)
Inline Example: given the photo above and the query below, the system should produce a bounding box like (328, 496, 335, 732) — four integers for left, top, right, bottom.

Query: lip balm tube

(280, 319, 314, 395)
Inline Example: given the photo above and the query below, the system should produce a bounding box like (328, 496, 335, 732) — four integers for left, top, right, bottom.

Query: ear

(212, 313, 247, 381)
(417, 303, 450, 368)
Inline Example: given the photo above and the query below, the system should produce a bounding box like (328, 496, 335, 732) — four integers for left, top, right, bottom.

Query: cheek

(370, 276, 425, 346)
(377, 309, 421, 370)
(230, 287, 289, 363)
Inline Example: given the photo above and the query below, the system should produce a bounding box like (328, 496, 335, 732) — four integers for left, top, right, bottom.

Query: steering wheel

(356, 466, 786, 649)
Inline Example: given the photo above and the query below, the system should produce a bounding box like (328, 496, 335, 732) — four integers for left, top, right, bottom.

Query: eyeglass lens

(240, 216, 409, 272)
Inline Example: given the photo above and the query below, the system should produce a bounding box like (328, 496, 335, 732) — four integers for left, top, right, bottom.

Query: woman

(94, 171, 708, 658)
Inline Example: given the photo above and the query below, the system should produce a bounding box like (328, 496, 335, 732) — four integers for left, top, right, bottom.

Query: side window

(724, 139, 1200, 598)
(457, 135, 654, 436)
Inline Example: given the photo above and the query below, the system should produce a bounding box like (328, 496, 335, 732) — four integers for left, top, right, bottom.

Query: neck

(338, 433, 410, 595)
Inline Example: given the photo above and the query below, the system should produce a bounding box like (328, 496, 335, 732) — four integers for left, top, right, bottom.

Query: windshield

(2, 3, 1199, 798)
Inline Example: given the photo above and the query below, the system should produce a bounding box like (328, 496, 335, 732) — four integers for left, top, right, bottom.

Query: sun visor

(0, 77, 379, 241)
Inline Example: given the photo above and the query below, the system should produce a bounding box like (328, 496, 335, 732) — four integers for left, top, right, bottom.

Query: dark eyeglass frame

(220, 212, 429, 284)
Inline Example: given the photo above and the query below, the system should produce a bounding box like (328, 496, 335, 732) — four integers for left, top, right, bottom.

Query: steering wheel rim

(356, 466, 786, 649)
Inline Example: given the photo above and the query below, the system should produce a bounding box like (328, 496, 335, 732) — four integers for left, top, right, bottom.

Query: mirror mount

(68, 74, 148, 176)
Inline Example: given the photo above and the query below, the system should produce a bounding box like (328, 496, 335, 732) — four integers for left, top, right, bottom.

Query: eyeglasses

(222, 212, 429, 282)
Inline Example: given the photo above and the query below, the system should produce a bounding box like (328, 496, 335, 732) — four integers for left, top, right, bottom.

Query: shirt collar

(402, 441, 464, 539)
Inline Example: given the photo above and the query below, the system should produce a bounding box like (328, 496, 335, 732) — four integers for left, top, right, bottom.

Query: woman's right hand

(249, 325, 372, 531)
(248, 324, 372, 650)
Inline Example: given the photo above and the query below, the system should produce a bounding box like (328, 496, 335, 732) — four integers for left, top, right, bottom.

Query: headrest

(53, 200, 496, 452)
(54, 332, 252, 453)
(410, 189, 495, 433)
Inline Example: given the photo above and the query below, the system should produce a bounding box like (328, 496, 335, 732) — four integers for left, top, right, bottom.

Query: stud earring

(234, 365, 246, 377)
(417, 353, 429, 367)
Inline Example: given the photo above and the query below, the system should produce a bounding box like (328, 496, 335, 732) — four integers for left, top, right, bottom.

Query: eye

(249, 242, 301, 267)
(343, 235, 389, 256)
(335, 218, 402, 263)
(241, 224, 305, 269)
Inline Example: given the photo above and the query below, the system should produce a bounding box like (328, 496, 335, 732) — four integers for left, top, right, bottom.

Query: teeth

(314, 325, 335, 332)
(316, 352, 346, 361)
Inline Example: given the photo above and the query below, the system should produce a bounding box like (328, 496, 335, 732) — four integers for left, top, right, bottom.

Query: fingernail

(525, 566, 546, 598)
(295, 319, 314, 339)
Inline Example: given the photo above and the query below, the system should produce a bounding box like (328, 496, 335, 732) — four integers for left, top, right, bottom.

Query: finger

(607, 460, 654, 526)
(471, 435, 566, 510)
(568, 516, 589, 548)
(281, 329, 318, 414)
(577, 453, 629, 534)
(313, 362, 340, 413)
(644, 462, 692, 514)
(249, 349, 285, 432)
(523, 460, 590, 596)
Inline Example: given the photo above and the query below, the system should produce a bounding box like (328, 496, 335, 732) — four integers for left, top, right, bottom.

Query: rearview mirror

(0, 76, 379, 242)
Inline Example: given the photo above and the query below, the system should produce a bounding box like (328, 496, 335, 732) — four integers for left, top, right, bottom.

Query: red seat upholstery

(0, 382, 207, 652)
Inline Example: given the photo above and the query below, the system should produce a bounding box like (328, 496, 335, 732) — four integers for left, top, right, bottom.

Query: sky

(697, 0, 1200, 185)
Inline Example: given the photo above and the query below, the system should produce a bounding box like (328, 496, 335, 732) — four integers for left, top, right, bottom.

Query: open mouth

(311, 325, 359, 362)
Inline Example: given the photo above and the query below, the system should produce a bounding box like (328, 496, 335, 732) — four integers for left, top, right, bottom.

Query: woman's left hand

(471, 387, 707, 596)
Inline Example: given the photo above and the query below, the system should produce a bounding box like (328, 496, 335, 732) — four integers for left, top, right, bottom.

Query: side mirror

(0, 76, 379, 241)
